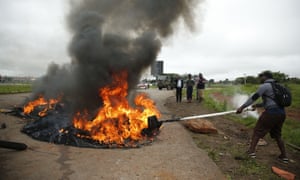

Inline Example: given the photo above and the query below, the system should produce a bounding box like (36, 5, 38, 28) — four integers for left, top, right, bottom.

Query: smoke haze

(231, 94, 259, 119)
(30, 0, 203, 113)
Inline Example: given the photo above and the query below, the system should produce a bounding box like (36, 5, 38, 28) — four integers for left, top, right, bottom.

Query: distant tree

(289, 77, 300, 84)
(246, 76, 259, 84)
(234, 71, 296, 84)
(272, 71, 289, 83)
(223, 78, 230, 84)
(234, 77, 244, 84)
(208, 79, 214, 84)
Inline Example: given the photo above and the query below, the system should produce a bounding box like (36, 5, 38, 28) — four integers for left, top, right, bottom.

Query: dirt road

(0, 90, 224, 180)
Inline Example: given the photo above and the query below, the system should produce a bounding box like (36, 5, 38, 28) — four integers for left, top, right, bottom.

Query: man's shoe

(246, 150, 256, 158)
(248, 152, 256, 158)
(278, 155, 289, 164)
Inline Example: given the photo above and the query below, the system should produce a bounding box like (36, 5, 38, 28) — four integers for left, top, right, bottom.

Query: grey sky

(160, 0, 300, 80)
(0, 0, 299, 80)
(0, 0, 69, 76)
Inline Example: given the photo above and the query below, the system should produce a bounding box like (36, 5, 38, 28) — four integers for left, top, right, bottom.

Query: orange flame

(23, 95, 60, 117)
(73, 71, 161, 144)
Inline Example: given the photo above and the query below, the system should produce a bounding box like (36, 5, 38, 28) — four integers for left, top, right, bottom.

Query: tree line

(234, 71, 300, 84)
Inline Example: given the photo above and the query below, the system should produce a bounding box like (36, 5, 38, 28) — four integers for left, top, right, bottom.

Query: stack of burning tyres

(22, 72, 161, 148)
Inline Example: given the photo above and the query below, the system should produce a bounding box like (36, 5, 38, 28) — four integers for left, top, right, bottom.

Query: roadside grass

(286, 83, 300, 108)
(232, 148, 280, 179)
(202, 89, 228, 111)
(196, 84, 300, 179)
(282, 119, 300, 146)
(0, 84, 32, 94)
(236, 158, 280, 179)
(192, 133, 281, 180)
(201, 89, 274, 177)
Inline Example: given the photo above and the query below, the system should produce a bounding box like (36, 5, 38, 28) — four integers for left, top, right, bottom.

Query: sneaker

(278, 156, 289, 164)
(248, 152, 256, 158)
(246, 151, 256, 158)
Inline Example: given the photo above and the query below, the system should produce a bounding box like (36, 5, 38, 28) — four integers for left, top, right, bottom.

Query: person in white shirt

(175, 77, 184, 102)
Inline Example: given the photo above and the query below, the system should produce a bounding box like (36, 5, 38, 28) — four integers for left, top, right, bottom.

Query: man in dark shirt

(196, 73, 206, 102)
(186, 74, 195, 103)
(236, 71, 288, 163)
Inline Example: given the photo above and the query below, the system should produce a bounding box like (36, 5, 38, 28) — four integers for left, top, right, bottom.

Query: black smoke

(29, 0, 203, 114)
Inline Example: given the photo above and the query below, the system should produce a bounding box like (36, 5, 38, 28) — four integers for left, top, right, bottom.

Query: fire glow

(73, 71, 160, 144)
(23, 95, 61, 117)
(19, 0, 201, 148)
(23, 71, 161, 146)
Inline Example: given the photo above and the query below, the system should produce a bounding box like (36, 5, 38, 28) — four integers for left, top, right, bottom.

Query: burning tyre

(21, 72, 161, 148)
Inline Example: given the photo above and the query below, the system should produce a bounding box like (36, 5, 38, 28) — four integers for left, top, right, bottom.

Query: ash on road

(0, 90, 223, 180)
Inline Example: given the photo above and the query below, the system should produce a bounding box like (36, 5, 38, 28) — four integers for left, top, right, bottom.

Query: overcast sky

(0, 0, 299, 81)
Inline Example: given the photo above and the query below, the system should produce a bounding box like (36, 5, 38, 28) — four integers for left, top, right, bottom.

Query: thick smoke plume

(30, 0, 203, 114)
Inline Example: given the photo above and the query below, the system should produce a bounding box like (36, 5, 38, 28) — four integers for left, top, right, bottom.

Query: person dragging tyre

(236, 71, 288, 163)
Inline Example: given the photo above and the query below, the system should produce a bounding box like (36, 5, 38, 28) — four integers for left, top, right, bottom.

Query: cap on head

(259, 71, 273, 79)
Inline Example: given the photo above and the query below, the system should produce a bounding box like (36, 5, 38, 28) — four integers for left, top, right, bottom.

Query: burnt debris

(18, 0, 204, 148)
(18, 105, 159, 148)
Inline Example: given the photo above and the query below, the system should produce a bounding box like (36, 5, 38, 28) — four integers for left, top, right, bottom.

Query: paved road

(0, 90, 224, 180)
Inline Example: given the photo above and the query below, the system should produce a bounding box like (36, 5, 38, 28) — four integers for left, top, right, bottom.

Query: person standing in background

(186, 74, 195, 103)
(175, 77, 184, 103)
(196, 73, 207, 102)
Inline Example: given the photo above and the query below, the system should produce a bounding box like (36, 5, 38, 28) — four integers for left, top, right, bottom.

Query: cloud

(159, 0, 300, 80)
(0, 0, 299, 81)
(0, 0, 69, 76)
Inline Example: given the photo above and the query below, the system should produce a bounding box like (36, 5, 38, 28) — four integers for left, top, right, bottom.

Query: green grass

(192, 134, 281, 180)
(0, 84, 32, 94)
(183, 85, 299, 179)
(239, 84, 259, 94)
(236, 158, 280, 179)
(282, 119, 300, 146)
(202, 89, 229, 111)
(287, 84, 300, 108)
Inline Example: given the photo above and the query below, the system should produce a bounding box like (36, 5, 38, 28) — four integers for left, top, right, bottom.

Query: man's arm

(236, 93, 260, 113)
(236, 84, 266, 113)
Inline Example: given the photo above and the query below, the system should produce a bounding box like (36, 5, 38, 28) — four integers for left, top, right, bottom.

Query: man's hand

(236, 107, 244, 114)
(251, 104, 258, 110)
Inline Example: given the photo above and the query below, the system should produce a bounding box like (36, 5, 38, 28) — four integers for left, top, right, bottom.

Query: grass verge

(195, 85, 299, 179)
(0, 84, 32, 94)
(192, 133, 281, 180)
